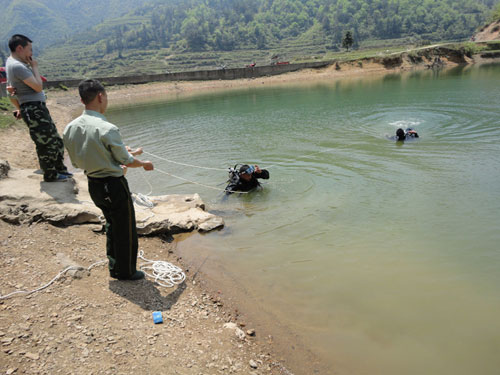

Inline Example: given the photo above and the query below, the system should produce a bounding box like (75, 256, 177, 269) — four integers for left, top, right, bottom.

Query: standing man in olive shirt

(6, 34, 71, 182)
(63, 79, 154, 281)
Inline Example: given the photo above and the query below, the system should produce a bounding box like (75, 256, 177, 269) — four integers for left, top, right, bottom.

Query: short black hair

(239, 164, 250, 174)
(8, 34, 32, 52)
(396, 128, 405, 141)
(78, 79, 106, 104)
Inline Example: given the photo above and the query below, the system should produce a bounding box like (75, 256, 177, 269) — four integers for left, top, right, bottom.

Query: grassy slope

(0, 97, 16, 129)
(37, 36, 464, 80)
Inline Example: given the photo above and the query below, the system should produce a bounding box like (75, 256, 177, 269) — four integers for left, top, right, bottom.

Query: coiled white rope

(132, 192, 155, 208)
(138, 250, 186, 287)
(0, 260, 107, 300)
(0, 249, 186, 300)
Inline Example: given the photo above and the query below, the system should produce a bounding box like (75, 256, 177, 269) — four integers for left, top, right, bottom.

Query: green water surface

(109, 64, 500, 375)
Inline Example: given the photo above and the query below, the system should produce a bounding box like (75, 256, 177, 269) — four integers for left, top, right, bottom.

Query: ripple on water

(111, 64, 500, 375)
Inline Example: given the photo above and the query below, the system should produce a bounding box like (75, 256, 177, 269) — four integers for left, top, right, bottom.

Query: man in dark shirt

(225, 164, 270, 194)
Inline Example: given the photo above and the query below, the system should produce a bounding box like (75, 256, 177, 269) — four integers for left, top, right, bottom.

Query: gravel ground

(0, 221, 291, 375)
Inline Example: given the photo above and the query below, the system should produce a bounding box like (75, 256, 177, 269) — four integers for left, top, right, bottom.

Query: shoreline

(0, 57, 494, 375)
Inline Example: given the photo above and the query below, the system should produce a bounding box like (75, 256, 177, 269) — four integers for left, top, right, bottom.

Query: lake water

(109, 64, 500, 375)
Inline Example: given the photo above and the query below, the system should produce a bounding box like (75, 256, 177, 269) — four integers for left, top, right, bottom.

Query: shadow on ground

(109, 279, 186, 311)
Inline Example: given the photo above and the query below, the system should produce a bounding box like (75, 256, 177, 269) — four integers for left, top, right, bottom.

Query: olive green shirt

(63, 110, 134, 178)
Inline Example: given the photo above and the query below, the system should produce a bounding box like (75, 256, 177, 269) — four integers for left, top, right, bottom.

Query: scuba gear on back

(227, 164, 242, 186)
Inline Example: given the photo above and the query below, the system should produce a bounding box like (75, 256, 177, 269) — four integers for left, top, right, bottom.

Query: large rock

(133, 193, 224, 235)
(0, 168, 224, 235)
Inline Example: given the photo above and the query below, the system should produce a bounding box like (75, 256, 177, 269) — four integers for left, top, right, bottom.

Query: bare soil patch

(474, 20, 500, 42)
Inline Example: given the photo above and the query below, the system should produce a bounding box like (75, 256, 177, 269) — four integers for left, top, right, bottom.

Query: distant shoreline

(43, 43, 500, 112)
(44, 49, 457, 112)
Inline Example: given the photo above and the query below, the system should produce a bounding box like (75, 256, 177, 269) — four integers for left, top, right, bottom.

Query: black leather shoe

(110, 270, 145, 281)
(128, 270, 145, 280)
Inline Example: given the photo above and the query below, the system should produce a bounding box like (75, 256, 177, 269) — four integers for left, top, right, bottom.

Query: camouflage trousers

(20, 101, 67, 181)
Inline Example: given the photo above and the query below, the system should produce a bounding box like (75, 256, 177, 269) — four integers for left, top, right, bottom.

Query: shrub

(0, 97, 13, 112)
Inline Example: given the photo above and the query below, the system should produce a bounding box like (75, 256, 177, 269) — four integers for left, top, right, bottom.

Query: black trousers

(88, 176, 138, 278)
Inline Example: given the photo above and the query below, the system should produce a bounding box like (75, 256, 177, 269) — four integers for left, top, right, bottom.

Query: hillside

(474, 3, 500, 41)
(2, 0, 499, 79)
(32, 0, 499, 79)
(63, 0, 498, 50)
(0, 0, 164, 50)
(475, 19, 500, 41)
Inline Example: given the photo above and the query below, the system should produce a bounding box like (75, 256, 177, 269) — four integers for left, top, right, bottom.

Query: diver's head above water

(396, 128, 406, 141)
(239, 164, 255, 181)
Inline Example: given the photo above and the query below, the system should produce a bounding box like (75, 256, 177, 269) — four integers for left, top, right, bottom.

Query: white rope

(144, 150, 228, 171)
(144, 145, 331, 174)
(138, 250, 186, 287)
(0, 260, 107, 300)
(131, 192, 155, 222)
(154, 166, 250, 194)
(132, 192, 155, 208)
(0, 249, 186, 300)
(262, 147, 336, 169)
(139, 168, 154, 196)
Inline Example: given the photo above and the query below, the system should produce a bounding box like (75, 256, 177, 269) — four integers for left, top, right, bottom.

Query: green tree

(342, 30, 354, 51)
(181, 15, 206, 50)
(0, 48, 6, 66)
(493, 3, 500, 21)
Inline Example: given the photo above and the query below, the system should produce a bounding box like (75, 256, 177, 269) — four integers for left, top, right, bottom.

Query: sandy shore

(0, 59, 460, 375)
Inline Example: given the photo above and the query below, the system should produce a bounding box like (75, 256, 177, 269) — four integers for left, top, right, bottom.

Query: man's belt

(20, 101, 46, 107)
(87, 175, 123, 182)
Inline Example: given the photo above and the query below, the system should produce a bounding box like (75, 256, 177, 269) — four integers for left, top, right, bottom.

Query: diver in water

(225, 164, 270, 194)
(395, 128, 419, 141)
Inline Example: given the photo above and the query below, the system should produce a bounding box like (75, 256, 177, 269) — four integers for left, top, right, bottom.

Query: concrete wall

(2, 61, 332, 97)
(43, 60, 333, 90)
(481, 51, 500, 58)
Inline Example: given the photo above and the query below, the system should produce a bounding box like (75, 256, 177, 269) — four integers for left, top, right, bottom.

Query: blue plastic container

(152, 311, 163, 324)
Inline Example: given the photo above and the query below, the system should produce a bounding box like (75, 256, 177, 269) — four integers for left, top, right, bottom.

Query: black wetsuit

(390, 128, 419, 141)
(225, 169, 270, 194)
(404, 129, 419, 139)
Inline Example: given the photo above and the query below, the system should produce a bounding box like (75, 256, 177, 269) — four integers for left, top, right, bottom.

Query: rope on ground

(144, 150, 228, 172)
(0, 260, 107, 300)
(138, 250, 186, 287)
(0, 249, 186, 300)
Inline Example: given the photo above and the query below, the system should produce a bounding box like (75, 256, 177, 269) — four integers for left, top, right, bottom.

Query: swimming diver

(225, 164, 270, 194)
(394, 128, 419, 141)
